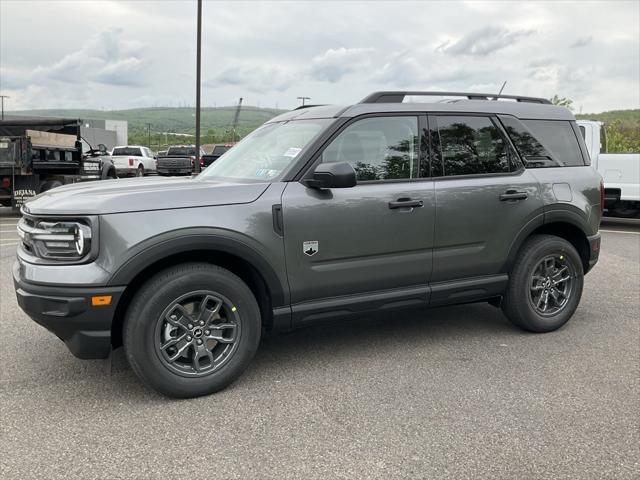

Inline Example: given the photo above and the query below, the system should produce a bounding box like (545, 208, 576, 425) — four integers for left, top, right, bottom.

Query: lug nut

(197, 339, 203, 345)
(199, 321, 205, 326)
(188, 324, 193, 329)
(204, 330, 210, 335)
(186, 336, 192, 341)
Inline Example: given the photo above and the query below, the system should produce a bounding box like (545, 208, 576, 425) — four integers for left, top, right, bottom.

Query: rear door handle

(499, 190, 528, 201)
(389, 198, 424, 209)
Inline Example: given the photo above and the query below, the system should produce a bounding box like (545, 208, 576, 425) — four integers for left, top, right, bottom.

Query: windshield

(198, 119, 331, 182)
(112, 147, 142, 156)
(168, 146, 196, 156)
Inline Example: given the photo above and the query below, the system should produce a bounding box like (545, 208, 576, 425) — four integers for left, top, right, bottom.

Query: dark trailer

(0, 117, 113, 208)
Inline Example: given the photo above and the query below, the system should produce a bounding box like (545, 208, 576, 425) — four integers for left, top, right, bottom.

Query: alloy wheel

(528, 254, 575, 317)
(154, 291, 240, 377)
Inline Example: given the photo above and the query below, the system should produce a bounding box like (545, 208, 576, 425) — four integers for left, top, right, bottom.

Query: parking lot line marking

(600, 229, 640, 235)
(0, 242, 19, 247)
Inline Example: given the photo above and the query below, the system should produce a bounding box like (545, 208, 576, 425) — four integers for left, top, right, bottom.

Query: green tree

(550, 94, 574, 111)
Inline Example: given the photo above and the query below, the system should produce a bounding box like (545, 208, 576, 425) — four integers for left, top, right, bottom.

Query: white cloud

(437, 27, 535, 56)
(309, 47, 375, 82)
(29, 28, 148, 87)
(1, 0, 638, 112)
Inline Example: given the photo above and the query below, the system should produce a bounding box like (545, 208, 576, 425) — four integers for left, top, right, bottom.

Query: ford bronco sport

(14, 91, 602, 398)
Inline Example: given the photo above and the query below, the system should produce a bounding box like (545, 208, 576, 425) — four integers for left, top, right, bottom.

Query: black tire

(123, 263, 261, 398)
(39, 180, 63, 193)
(502, 234, 584, 333)
(136, 165, 144, 177)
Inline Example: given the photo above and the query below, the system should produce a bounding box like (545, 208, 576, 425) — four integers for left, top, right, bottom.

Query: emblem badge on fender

(303, 240, 318, 257)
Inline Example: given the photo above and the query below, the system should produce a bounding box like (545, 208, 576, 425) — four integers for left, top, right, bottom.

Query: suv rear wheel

(123, 263, 261, 397)
(502, 235, 584, 333)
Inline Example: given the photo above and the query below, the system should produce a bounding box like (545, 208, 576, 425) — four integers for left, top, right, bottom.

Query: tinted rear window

(168, 147, 196, 156)
(112, 147, 142, 156)
(522, 120, 584, 166)
(212, 145, 230, 155)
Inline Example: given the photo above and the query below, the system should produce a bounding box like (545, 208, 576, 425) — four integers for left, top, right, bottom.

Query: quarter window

(522, 120, 584, 166)
(321, 116, 419, 181)
(499, 115, 559, 168)
(435, 116, 511, 176)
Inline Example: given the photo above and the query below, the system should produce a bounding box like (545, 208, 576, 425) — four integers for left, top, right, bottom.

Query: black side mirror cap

(303, 161, 356, 189)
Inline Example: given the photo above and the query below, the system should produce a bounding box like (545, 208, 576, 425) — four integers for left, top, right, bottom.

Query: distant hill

(576, 109, 639, 124)
(9, 106, 637, 149)
(576, 109, 639, 152)
(8, 106, 285, 134)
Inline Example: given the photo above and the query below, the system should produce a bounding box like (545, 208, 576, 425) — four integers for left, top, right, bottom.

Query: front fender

(107, 228, 288, 306)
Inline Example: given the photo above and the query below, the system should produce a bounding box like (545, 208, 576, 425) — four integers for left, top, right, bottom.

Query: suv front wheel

(123, 263, 261, 397)
(502, 235, 584, 333)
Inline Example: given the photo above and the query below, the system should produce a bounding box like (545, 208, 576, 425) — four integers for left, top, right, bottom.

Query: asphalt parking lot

(1, 211, 638, 479)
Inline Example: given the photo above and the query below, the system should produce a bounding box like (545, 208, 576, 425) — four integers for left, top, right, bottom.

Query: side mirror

(97, 144, 107, 154)
(303, 162, 356, 189)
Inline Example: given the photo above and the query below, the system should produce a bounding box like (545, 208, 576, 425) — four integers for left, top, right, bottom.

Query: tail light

(128, 158, 134, 166)
(599, 178, 605, 213)
(200, 157, 204, 166)
(2, 177, 10, 189)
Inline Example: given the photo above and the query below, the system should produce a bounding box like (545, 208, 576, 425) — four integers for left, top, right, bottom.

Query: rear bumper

(157, 168, 192, 175)
(114, 166, 138, 176)
(13, 261, 124, 359)
(586, 233, 601, 273)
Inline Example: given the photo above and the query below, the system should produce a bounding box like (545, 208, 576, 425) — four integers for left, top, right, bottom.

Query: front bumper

(586, 233, 601, 272)
(13, 261, 124, 359)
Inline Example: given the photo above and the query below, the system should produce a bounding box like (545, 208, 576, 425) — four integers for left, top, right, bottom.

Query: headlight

(17, 216, 94, 262)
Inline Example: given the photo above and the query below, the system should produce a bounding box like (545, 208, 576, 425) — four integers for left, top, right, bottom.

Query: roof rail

(359, 91, 552, 105)
(293, 104, 327, 110)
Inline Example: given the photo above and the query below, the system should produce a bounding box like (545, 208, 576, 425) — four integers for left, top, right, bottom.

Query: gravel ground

(1, 213, 638, 479)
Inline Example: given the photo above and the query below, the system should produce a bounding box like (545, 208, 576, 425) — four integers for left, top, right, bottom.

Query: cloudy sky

(1, 0, 638, 113)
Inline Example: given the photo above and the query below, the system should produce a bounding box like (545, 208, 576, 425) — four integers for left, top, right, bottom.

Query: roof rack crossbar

(359, 91, 551, 105)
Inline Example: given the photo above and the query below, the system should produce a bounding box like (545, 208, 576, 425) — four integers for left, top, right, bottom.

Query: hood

(23, 177, 270, 215)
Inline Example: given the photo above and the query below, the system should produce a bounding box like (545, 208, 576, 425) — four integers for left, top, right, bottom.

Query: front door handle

(499, 190, 528, 201)
(389, 198, 424, 209)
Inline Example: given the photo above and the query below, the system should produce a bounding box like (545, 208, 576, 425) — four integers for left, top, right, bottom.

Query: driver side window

(321, 116, 419, 182)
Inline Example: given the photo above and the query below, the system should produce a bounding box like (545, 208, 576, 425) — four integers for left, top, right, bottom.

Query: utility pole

(297, 96, 310, 106)
(194, 0, 202, 173)
(146, 123, 152, 148)
(0, 95, 9, 120)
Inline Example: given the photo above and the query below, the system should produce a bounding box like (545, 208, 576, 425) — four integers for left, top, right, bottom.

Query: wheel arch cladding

(109, 235, 285, 348)
(508, 221, 591, 275)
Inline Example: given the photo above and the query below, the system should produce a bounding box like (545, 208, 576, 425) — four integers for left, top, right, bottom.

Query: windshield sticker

(255, 168, 280, 178)
(283, 147, 302, 158)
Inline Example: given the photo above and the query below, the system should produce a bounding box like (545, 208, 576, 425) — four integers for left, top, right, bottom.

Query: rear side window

(522, 120, 584, 167)
(434, 115, 511, 176)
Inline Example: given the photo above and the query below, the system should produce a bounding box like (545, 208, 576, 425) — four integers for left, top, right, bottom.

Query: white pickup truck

(578, 120, 640, 218)
(110, 145, 157, 177)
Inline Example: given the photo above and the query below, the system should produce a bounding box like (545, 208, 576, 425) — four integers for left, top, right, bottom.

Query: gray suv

(13, 91, 602, 398)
